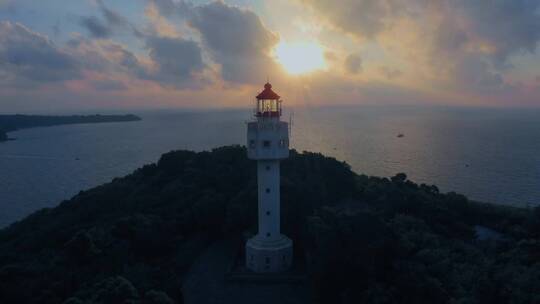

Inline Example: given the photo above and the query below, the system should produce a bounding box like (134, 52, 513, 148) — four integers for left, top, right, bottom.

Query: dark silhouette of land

(0, 114, 141, 142)
(0, 146, 539, 304)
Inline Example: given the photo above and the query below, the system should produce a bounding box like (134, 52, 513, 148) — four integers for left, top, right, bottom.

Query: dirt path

(182, 239, 311, 304)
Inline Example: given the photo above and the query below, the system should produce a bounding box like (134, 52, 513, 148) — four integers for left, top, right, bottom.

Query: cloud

(324, 51, 338, 62)
(2, 0, 539, 109)
(344, 54, 362, 74)
(0, 21, 80, 86)
(0, 0, 17, 14)
(453, 54, 505, 92)
(100, 1, 283, 88)
(457, 1, 540, 65)
(143, 1, 184, 38)
(379, 66, 402, 80)
(303, 0, 540, 59)
(90, 78, 127, 91)
(80, 16, 111, 38)
(301, 0, 540, 95)
(80, 0, 139, 39)
(66, 34, 207, 89)
(186, 1, 281, 84)
(148, 0, 191, 18)
(144, 36, 207, 87)
(97, 0, 127, 27)
(73, 2, 209, 89)
(66, 36, 134, 73)
(300, 0, 406, 39)
(145, 1, 282, 84)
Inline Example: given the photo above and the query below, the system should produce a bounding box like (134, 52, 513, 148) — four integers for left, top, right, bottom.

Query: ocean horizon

(1, 104, 539, 228)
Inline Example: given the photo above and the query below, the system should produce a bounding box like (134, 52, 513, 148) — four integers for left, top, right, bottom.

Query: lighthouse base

(245, 234, 293, 273)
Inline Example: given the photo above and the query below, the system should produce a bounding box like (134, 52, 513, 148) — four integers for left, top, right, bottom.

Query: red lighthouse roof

(256, 82, 280, 100)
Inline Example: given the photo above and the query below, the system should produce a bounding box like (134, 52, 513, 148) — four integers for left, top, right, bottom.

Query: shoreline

(0, 114, 141, 143)
(1, 146, 538, 303)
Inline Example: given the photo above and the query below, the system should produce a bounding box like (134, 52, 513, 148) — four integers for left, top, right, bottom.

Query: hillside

(0, 146, 539, 304)
(0, 114, 141, 141)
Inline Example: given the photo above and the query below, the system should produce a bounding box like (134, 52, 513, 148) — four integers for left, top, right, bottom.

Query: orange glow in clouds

(274, 41, 326, 75)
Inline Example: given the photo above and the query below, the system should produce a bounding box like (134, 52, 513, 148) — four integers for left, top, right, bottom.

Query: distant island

(0, 114, 141, 142)
(0, 146, 539, 304)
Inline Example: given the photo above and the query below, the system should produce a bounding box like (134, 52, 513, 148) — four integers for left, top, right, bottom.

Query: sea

(1, 105, 539, 228)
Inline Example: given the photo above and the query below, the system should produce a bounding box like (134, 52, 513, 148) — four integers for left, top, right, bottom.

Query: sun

(274, 41, 326, 75)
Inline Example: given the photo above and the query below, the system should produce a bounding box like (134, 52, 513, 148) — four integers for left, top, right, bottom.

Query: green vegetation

(0, 114, 141, 141)
(0, 146, 539, 304)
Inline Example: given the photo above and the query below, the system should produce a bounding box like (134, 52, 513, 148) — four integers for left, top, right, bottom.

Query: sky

(1, 0, 540, 112)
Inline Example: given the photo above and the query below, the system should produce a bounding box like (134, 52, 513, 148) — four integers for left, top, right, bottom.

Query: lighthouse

(246, 82, 293, 273)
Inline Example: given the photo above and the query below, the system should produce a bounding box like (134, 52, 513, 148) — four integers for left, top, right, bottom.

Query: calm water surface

(1, 106, 539, 227)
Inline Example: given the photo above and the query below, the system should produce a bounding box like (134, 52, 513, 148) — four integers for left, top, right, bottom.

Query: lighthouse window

(266, 232, 271, 237)
(266, 211, 271, 216)
(266, 188, 270, 193)
(266, 165, 270, 171)
(265, 257, 270, 264)
(249, 140, 255, 148)
(263, 140, 271, 148)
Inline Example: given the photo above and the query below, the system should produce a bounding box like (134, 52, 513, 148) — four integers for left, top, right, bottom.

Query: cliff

(0, 146, 538, 304)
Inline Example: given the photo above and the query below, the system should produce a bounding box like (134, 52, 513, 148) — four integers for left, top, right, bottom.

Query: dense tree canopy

(0, 146, 538, 304)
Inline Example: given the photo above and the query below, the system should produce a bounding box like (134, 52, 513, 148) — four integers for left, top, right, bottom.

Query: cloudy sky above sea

(1, 0, 540, 112)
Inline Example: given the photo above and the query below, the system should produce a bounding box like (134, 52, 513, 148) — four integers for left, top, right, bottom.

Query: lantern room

(255, 82, 282, 118)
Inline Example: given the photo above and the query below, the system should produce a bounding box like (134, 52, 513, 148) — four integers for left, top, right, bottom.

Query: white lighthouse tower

(246, 82, 292, 273)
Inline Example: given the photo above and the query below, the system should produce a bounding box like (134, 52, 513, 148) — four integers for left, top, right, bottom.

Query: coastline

(0, 114, 141, 143)
(1, 146, 538, 303)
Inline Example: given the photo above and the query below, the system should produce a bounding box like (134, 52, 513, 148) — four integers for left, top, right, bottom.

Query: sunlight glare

(275, 41, 326, 75)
